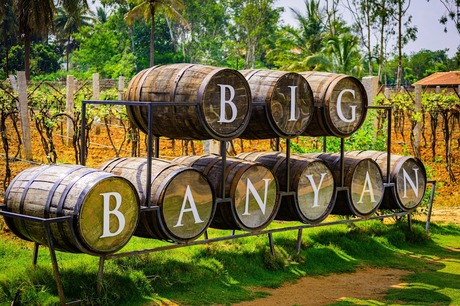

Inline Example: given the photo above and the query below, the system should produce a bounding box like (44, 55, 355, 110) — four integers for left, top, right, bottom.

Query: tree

(427, 0, 460, 34)
(0, 0, 17, 77)
(391, 0, 417, 90)
(178, 0, 229, 65)
(305, 33, 363, 76)
(289, 0, 326, 56)
(344, 0, 379, 75)
(12, 0, 87, 80)
(54, 2, 95, 71)
(124, 0, 187, 67)
(228, 0, 282, 69)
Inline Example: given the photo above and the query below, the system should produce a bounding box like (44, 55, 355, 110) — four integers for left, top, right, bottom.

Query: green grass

(0, 219, 459, 305)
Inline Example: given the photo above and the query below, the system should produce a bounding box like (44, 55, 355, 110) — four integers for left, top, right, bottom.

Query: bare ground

(233, 267, 410, 306)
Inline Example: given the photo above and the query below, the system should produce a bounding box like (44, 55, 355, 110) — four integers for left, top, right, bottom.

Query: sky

(275, 0, 459, 57)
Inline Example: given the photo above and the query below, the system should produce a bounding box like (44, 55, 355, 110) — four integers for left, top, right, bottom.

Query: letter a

(174, 185, 204, 227)
(217, 84, 237, 123)
(100, 192, 126, 238)
(357, 172, 376, 204)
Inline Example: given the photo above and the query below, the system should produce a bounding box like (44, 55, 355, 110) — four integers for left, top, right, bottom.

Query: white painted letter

(174, 185, 204, 227)
(217, 84, 237, 123)
(288, 86, 298, 121)
(243, 178, 271, 215)
(100, 192, 126, 238)
(306, 173, 327, 208)
(337, 89, 357, 123)
(357, 172, 376, 203)
(403, 167, 419, 198)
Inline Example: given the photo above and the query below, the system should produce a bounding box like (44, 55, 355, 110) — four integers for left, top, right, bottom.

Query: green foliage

(4, 43, 60, 76)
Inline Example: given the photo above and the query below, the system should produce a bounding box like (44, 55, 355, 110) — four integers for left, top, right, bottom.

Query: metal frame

(0, 100, 437, 305)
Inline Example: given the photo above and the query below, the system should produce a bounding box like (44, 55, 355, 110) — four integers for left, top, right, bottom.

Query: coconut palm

(305, 33, 363, 76)
(289, 0, 326, 56)
(54, 3, 95, 71)
(124, 0, 187, 67)
(13, 0, 86, 79)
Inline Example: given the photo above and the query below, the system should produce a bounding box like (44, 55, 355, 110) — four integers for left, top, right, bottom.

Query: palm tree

(305, 33, 363, 76)
(54, 3, 95, 71)
(289, 0, 325, 56)
(124, 0, 187, 67)
(13, 0, 86, 79)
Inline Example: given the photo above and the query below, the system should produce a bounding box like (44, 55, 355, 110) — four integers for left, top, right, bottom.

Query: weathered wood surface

(300, 72, 367, 137)
(174, 155, 280, 232)
(306, 153, 384, 217)
(100, 157, 215, 242)
(237, 151, 335, 224)
(4, 164, 140, 255)
(346, 151, 427, 210)
(239, 69, 314, 139)
(125, 64, 252, 140)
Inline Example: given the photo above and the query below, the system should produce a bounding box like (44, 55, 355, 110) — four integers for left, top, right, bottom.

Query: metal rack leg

(97, 256, 106, 295)
(44, 224, 67, 305)
(32, 243, 39, 266)
(425, 181, 436, 233)
(296, 229, 303, 254)
(407, 214, 413, 232)
(268, 233, 275, 257)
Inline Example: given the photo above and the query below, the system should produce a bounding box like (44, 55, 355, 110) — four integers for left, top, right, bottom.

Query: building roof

(412, 71, 460, 86)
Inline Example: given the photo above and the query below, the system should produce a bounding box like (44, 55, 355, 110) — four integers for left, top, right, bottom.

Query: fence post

(362, 76, 379, 106)
(17, 71, 33, 161)
(92, 73, 100, 100)
(66, 75, 75, 144)
(414, 84, 422, 159)
(118, 76, 125, 100)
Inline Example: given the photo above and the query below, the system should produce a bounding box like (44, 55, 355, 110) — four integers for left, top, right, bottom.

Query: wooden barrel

(238, 69, 314, 139)
(99, 157, 215, 243)
(3, 164, 140, 255)
(237, 152, 335, 224)
(300, 72, 367, 137)
(306, 153, 384, 217)
(173, 155, 280, 232)
(125, 64, 252, 140)
(346, 151, 427, 210)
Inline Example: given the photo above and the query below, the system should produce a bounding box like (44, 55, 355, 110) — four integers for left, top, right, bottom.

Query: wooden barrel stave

(346, 151, 427, 210)
(125, 64, 252, 140)
(239, 70, 314, 139)
(174, 155, 280, 232)
(300, 72, 367, 137)
(4, 164, 140, 255)
(100, 157, 215, 243)
(237, 152, 335, 224)
(306, 153, 384, 217)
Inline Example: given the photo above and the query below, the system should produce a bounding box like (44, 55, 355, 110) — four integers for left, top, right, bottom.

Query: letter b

(99, 192, 126, 238)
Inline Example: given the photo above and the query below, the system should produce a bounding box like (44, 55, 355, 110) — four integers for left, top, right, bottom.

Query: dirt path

(233, 267, 410, 306)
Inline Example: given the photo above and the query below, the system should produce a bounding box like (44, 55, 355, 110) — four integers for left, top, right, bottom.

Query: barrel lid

(230, 162, 279, 231)
(324, 75, 368, 137)
(241, 70, 314, 138)
(296, 160, 335, 222)
(158, 168, 215, 241)
(393, 157, 427, 210)
(77, 176, 140, 254)
(197, 68, 252, 140)
(349, 158, 384, 216)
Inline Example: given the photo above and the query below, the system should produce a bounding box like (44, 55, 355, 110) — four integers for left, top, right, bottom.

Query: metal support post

(296, 229, 303, 254)
(268, 233, 275, 257)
